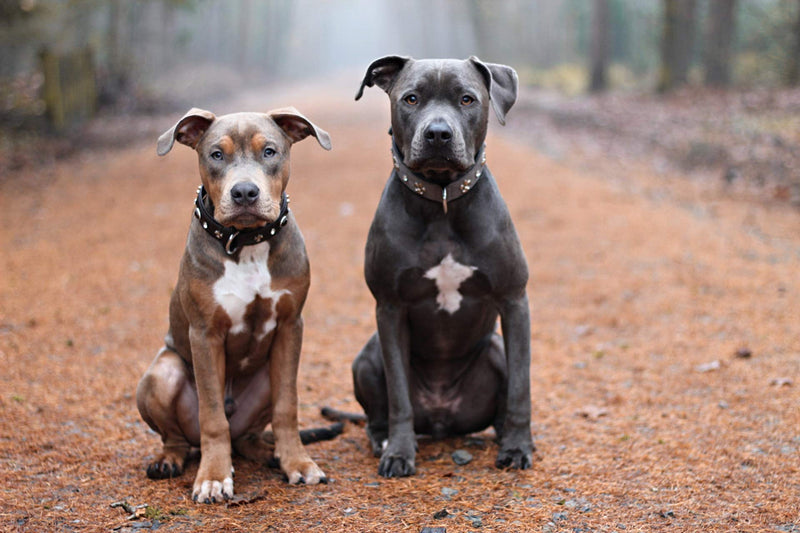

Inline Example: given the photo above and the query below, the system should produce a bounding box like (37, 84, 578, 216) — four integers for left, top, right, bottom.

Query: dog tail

(260, 421, 344, 448)
(299, 422, 344, 444)
(320, 406, 367, 425)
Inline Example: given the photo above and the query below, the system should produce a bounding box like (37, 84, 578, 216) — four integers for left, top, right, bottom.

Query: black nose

(230, 182, 260, 206)
(424, 119, 453, 146)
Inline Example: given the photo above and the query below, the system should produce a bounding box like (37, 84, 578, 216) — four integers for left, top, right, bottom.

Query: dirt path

(1, 79, 799, 532)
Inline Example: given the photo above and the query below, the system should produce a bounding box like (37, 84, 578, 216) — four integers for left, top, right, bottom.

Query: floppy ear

(469, 57, 518, 126)
(355, 55, 411, 100)
(156, 108, 216, 156)
(270, 107, 332, 151)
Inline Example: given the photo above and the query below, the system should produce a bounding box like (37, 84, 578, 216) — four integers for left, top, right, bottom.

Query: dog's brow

(251, 133, 267, 153)
(219, 136, 235, 155)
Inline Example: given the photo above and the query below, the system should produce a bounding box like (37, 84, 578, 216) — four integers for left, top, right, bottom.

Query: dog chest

(423, 253, 477, 314)
(394, 252, 491, 316)
(212, 242, 289, 340)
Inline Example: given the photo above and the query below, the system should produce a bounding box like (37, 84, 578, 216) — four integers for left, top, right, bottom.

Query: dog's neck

(390, 140, 486, 215)
(194, 185, 290, 256)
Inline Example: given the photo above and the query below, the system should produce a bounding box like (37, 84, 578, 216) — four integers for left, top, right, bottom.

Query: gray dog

(351, 56, 534, 477)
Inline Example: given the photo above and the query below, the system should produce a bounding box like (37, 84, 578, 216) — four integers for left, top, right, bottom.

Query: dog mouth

(405, 143, 472, 175)
(228, 214, 268, 229)
(407, 154, 471, 181)
(221, 207, 278, 230)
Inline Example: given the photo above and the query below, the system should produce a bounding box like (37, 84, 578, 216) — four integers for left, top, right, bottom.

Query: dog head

(356, 56, 517, 182)
(157, 108, 331, 230)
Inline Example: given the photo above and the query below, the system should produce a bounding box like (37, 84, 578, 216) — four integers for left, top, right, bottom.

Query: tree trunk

(674, 0, 696, 84)
(785, 0, 800, 85)
(589, 0, 610, 93)
(658, 0, 696, 92)
(704, 0, 737, 87)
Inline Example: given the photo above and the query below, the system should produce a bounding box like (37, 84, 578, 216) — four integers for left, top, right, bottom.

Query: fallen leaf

(770, 377, 793, 387)
(577, 405, 609, 420)
(225, 492, 266, 508)
(695, 360, 720, 373)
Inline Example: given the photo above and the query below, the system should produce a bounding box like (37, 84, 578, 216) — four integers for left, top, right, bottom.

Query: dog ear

(270, 107, 332, 151)
(355, 55, 411, 100)
(156, 108, 216, 156)
(469, 57, 518, 126)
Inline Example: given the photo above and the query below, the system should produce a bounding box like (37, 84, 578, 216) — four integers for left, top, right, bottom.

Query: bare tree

(785, 0, 800, 85)
(704, 0, 737, 87)
(658, 0, 696, 92)
(589, 0, 610, 92)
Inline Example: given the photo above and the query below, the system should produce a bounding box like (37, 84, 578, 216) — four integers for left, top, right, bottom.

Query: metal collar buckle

(225, 231, 240, 255)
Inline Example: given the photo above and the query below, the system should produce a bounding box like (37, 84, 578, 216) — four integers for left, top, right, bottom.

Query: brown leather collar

(391, 141, 486, 214)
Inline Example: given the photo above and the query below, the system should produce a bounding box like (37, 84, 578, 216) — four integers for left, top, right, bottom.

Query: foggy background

(3, 0, 800, 118)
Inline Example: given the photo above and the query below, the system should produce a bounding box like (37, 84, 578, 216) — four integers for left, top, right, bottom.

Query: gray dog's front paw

(495, 445, 533, 470)
(496, 432, 535, 469)
(378, 453, 416, 477)
(378, 440, 416, 477)
(377, 433, 417, 477)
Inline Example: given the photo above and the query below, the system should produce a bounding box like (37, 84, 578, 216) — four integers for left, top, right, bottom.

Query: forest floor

(1, 77, 799, 532)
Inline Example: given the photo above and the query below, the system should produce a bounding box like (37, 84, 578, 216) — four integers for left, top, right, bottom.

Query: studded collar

(193, 185, 290, 255)
(390, 140, 486, 214)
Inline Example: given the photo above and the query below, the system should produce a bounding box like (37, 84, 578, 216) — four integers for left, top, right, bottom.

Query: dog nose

(230, 182, 260, 206)
(424, 120, 453, 146)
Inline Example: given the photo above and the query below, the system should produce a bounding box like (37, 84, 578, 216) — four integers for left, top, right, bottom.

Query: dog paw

(282, 459, 327, 485)
(378, 452, 416, 478)
(495, 447, 533, 470)
(145, 454, 184, 479)
(192, 476, 234, 504)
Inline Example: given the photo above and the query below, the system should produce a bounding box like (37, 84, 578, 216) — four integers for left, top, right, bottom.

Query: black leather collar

(390, 140, 486, 214)
(193, 185, 290, 255)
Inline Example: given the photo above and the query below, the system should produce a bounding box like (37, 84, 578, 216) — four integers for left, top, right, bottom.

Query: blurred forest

(3, 0, 800, 121)
(2, 0, 800, 203)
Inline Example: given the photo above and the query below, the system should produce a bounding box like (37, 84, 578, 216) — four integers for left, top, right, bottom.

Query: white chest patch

(212, 242, 289, 340)
(423, 253, 477, 314)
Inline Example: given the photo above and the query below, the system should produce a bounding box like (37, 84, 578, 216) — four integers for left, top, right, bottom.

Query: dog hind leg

(352, 333, 390, 456)
(136, 347, 196, 479)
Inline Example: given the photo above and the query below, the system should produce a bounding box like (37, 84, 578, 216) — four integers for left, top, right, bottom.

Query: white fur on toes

(193, 476, 234, 503)
(286, 463, 326, 485)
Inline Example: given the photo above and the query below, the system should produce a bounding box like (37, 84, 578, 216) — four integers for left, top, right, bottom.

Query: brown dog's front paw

(192, 476, 234, 504)
(192, 461, 234, 504)
(281, 457, 327, 485)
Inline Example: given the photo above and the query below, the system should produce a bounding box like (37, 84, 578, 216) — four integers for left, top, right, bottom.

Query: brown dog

(136, 107, 333, 503)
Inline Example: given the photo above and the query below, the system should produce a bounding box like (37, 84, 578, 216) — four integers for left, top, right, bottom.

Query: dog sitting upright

(136, 107, 333, 503)
(352, 56, 534, 477)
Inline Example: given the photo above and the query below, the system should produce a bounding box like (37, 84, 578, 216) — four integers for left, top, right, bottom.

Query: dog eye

(403, 94, 418, 105)
(263, 147, 276, 158)
(461, 95, 475, 106)
(210, 150, 223, 161)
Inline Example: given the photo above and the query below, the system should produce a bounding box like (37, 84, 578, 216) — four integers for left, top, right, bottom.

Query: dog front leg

(376, 302, 417, 477)
(270, 316, 326, 485)
(189, 325, 234, 503)
(496, 292, 534, 469)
